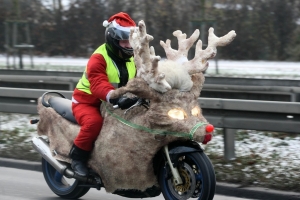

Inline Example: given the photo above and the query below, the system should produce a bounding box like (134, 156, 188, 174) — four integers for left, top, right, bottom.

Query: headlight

(191, 106, 201, 117)
(168, 108, 186, 120)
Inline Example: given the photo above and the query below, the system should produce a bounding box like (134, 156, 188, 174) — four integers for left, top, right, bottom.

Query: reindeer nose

(202, 124, 214, 144)
(205, 124, 214, 133)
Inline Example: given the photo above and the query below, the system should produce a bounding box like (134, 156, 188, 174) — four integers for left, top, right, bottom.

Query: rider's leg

(69, 144, 90, 176)
(70, 103, 103, 176)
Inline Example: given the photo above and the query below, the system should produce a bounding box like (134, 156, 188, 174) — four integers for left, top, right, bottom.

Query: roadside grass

(0, 128, 41, 161)
(0, 113, 41, 161)
(0, 112, 299, 193)
(203, 128, 300, 192)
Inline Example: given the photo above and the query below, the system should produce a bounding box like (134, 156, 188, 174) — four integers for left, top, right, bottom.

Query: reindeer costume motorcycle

(32, 21, 236, 200)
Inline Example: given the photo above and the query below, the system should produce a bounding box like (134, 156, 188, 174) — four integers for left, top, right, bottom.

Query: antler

(160, 29, 200, 63)
(130, 20, 171, 93)
(160, 28, 236, 75)
(184, 28, 236, 74)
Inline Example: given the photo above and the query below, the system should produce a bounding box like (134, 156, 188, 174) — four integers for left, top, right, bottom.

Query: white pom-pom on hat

(103, 20, 110, 28)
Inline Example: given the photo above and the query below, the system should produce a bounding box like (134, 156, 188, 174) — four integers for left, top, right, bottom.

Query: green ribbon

(104, 102, 207, 140)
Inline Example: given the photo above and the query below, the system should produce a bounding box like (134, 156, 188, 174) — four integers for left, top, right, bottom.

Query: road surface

(0, 166, 257, 200)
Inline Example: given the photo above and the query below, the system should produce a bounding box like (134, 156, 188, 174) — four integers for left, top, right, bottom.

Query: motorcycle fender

(153, 142, 203, 175)
(169, 146, 202, 168)
(169, 146, 202, 155)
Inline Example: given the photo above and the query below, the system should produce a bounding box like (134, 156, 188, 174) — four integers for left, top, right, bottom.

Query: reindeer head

(110, 20, 236, 143)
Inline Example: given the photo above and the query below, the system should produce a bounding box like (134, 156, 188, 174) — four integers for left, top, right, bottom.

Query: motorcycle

(31, 20, 236, 200)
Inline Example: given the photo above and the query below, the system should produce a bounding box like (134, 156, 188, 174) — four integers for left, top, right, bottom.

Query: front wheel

(42, 158, 90, 199)
(158, 151, 216, 200)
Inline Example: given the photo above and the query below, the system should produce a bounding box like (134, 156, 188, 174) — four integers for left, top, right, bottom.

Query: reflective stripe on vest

(76, 44, 136, 94)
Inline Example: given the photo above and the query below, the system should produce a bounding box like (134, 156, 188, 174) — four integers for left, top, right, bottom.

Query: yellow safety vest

(76, 44, 136, 94)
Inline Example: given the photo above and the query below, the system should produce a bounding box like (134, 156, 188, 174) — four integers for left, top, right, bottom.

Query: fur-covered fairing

(36, 21, 236, 193)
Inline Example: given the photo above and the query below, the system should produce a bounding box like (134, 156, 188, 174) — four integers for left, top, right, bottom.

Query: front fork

(163, 145, 183, 185)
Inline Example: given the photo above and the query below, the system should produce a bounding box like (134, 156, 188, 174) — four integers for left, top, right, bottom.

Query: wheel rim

(162, 154, 205, 199)
(192, 162, 204, 198)
(167, 162, 196, 199)
(44, 159, 77, 192)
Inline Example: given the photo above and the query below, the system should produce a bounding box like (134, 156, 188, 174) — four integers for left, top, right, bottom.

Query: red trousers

(72, 103, 103, 151)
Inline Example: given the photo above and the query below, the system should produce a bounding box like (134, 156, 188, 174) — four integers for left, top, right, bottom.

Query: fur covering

(36, 21, 236, 193)
(158, 60, 193, 91)
(36, 73, 209, 193)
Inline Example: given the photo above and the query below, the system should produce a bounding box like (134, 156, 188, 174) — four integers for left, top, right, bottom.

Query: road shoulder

(1, 157, 299, 200)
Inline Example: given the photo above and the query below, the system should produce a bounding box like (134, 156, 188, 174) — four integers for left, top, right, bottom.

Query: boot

(69, 144, 90, 177)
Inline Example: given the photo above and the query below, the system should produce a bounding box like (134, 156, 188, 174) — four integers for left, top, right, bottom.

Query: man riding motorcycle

(69, 12, 138, 177)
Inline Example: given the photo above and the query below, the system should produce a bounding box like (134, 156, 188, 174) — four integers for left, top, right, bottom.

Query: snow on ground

(206, 60, 300, 78)
(1, 54, 300, 78)
(0, 113, 37, 133)
(203, 130, 300, 176)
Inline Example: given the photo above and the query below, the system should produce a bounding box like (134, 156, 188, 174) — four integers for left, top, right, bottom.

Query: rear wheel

(158, 151, 216, 200)
(42, 158, 90, 199)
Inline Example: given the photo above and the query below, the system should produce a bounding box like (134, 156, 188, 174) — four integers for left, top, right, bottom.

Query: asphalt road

(0, 166, 257, 200)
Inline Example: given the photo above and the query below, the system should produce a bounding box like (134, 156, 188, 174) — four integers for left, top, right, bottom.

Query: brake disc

(167, 162, 196, 199)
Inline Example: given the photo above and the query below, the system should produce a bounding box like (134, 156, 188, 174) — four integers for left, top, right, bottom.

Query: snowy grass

(203, 129, 300, 191)
(0, 113, 40, 160)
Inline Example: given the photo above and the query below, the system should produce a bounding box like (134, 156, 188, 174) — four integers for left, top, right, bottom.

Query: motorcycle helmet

(103, 12, 136, 59)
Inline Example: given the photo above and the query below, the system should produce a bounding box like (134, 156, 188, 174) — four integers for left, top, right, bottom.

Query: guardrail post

(223, 128, 236, 161)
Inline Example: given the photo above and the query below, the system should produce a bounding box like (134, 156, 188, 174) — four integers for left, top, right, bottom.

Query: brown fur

(37, 74, 208, 192)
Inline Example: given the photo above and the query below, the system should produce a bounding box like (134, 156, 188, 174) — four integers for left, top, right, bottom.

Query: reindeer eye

(168, 108, 186, 120)
(191, 106, 201, 117)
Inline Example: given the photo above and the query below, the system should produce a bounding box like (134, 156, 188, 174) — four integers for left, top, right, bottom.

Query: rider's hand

(109, 96, 139, 110)
(109, 97, 120, 106)
(117, 96, 139, 110)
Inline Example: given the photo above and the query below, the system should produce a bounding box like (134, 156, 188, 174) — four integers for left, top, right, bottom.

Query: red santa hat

(103, 12, 136, 32)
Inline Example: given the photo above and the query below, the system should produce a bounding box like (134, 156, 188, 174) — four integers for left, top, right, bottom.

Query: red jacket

(72, 53, 115, 106)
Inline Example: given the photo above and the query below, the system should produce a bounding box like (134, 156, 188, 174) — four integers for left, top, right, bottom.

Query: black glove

(109, 97, 120, 106)
(117, 96, 139, 110)
(109, 96, 139, 110)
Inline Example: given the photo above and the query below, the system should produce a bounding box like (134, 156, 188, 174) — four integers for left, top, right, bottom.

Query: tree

(271, 0, 297, 60)
(0, 0, 299, 60)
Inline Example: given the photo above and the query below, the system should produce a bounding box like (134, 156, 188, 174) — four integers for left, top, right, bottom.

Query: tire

(201, 153, 216, 200)
(42, 158, 90, 199)
(158, 151, 216, 200)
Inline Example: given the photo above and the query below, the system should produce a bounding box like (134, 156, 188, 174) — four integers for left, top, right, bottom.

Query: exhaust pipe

(31, 136, 74, 177)
(32, 136, 102, 185)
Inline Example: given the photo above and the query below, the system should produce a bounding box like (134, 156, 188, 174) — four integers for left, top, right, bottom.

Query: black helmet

(105, 26, 133, 59)
(103, 13, 136, 59)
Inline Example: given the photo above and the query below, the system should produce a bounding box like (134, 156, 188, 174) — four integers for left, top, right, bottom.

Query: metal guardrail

(0, 88, 72, 114)
(1, 87, 300, 160)
(1, 87, 298, 130)
(1, 87, 299, 132)
(0, 75, 78, 90)
(202, 84, 300, 102)
(0, 69, 82, 77)
(1, 74, 300, 102)
(1, 68, 300, 87)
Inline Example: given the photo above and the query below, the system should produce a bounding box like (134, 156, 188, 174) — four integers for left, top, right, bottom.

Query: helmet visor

(107, 27, 130, 40)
